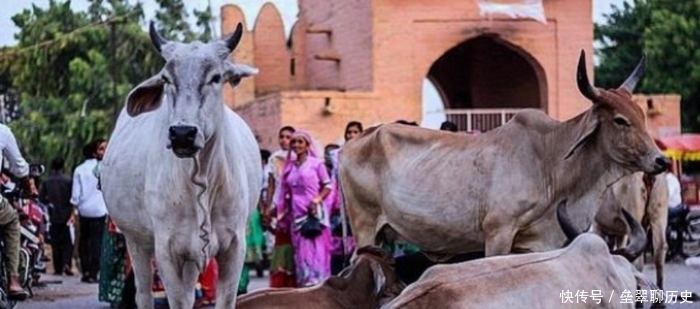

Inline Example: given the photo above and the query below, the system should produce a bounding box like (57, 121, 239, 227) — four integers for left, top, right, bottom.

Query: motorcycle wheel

(0, 279, 17, 309)
(17, 250, 30, 289)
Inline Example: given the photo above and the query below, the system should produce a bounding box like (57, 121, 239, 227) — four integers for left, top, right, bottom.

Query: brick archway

(428, 35, 547, 111)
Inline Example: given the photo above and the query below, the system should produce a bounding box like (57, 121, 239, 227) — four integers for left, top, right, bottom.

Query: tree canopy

(595, 0, 700, 132)
(0, 0, 214, 170)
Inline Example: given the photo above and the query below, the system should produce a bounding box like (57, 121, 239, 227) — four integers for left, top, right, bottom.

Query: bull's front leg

(343, 191, 381, 261)
(482, 214, 517, 257)
(214, 232, 245, 309)
(125, 237, 155, 309)
(650, 217, 667, 308)
(154, 239, 201, 309)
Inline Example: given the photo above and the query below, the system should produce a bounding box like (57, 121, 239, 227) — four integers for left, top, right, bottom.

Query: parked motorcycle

(0, 163, 45, 309)
(0, 163, 48, 299)
(666, 204, 700, 260)
(17, 195, 47, 296)
(0, 238, 18, 309)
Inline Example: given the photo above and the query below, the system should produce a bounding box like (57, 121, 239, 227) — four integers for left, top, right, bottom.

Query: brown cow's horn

(612, 208, 647, 262)
(556, 199, 581, 242)
(149, 21, 168, 53)
(618, 53, 646, 93)
(576, 50, 600, 102)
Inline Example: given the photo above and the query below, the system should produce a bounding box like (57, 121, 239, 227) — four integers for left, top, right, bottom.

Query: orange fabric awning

(657, 134, 700, 161)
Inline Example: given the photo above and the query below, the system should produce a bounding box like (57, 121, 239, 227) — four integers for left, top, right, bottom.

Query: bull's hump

(508, 109, 559, 132)
(566, 233, 611, 256)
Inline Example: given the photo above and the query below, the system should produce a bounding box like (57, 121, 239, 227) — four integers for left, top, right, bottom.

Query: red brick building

(219, 0, 680, 151)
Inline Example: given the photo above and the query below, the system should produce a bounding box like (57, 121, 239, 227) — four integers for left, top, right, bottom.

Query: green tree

(594, 0, 651, 90)
(193, 2, 215, 42)
(154, 0, 195, 41)
(154, 0, 216, 42)
(595, 0, 700, 132)
(0, 0, 162, 169)
(0, 0, 218, 170)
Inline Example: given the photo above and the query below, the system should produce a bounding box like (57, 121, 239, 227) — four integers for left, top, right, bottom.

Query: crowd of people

(249, 119, 463, 291)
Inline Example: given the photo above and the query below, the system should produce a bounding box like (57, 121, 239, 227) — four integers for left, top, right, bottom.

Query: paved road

(20, 261, 700, 308)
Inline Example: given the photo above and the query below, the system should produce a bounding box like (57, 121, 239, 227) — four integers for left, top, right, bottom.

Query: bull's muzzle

(168, 125, 200, 157)
(651, 155, 671, 174)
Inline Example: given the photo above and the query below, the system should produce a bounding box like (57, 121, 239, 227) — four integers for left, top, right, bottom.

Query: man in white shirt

(71, 139, 108, 283)
(666, 172, 683, 209)
(0, 124, 37, 300)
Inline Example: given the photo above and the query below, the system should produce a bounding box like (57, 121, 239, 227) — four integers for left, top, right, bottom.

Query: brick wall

(290, 18, 309, 89)
(632, 94, 682, 139)
(279, 91, 386, 147)
(253, 3, 291, 96)
(297, 0, 373, 91)
(233, 93, 282, 151)
(221, 4, 256, 109)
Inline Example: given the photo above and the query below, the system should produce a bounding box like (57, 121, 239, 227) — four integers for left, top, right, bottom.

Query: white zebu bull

(101, 21, 261, 309)
(380, 201, 654, 309)
(339, 51, 671, 260)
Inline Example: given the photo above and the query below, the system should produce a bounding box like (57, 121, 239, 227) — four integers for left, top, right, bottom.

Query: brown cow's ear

(564, 110, 599, 160)
(126, 74, 165, 117)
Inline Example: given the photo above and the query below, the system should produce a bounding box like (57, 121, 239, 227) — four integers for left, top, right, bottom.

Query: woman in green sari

(95, 159, 130, 308)
(238, 207, 265, 294)
(238, 149, 271, 294)
(98, 217, 128, 308)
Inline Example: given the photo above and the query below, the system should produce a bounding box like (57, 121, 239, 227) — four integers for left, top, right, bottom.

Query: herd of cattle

(96, 20, 689, 309)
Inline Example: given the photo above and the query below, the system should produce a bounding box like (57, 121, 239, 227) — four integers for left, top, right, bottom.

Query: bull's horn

(612, 208, 647, 262)
(556, 199, 581, 242)
(224, 23, 244, 52)
(618, 54, 646, 93)
(149, 21, 168, 53)
(576, 50, 600, 102)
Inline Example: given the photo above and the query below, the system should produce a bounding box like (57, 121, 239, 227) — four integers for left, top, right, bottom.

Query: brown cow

(339, 50, 670, 261)
(235, 246, 404, 309)
(380, 201, 654, 309)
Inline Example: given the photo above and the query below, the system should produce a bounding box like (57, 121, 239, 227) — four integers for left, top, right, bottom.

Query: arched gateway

(428, 36, 547, 132)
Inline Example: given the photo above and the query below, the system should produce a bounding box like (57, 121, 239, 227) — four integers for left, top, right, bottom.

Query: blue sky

(0, 0, 626, 46)
(0, 0, 629, 130)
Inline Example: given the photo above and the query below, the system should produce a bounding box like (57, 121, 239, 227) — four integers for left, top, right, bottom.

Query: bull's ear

(126, 74, 165, 117)
(563, 110, 600, 160)
(224, 62, 258, 87)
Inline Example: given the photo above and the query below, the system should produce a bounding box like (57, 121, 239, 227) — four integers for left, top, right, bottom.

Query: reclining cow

(339, 50, 670, 261)
(236, 246, 405, 309)
(379, 201, 654, 309)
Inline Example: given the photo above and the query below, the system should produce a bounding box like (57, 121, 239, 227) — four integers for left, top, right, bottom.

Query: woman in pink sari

(276, 129, 333, 287)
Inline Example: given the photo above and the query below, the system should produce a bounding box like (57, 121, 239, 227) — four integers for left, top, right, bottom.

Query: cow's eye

(613, 116, 630, 127)
(162, 76, 171, 84)
(209, 74, 221, 84)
